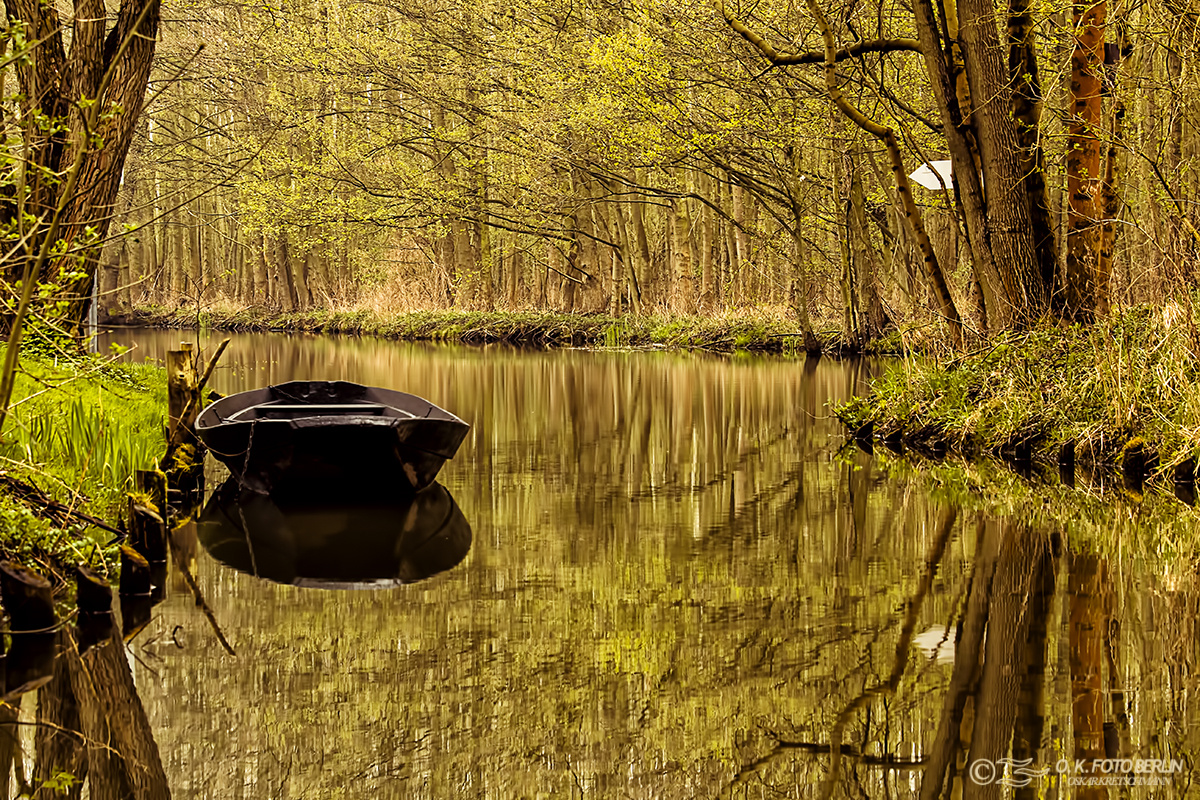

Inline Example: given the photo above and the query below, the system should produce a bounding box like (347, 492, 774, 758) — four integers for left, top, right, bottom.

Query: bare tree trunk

(671, 169, 697, 313)
(698, 170, 715, 309)
(273, 233, 298, 312)
(732, 182, 751, 305)
(1063, 0, 1108, 318)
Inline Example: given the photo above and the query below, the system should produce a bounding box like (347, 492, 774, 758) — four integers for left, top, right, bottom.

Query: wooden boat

(195, 380, 469, 498)
(198, 479, 472, 589)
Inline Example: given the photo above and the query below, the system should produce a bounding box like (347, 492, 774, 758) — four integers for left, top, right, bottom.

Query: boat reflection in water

(197, 479, 472, 589)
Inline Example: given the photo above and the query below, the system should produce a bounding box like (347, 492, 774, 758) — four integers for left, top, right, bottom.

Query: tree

(0, 0, 163, 433)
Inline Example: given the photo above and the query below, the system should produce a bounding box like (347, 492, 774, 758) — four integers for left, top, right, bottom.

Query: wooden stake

(166, 343, 198, 447)
(3, 633, 56, 699)
(0, 562, 56, 633)
(118, 545, 151, 597)
(75, 566, 112, 615)
(128, 496, 167, 564)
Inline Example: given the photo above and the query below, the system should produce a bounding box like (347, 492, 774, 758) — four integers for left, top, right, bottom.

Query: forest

(1, 0, 1195, 351)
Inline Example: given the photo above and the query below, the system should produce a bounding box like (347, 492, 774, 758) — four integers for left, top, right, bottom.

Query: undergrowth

(124, 305, 912, 355)
(837, 304, 1200, 475)
(0, 346, 165, 571)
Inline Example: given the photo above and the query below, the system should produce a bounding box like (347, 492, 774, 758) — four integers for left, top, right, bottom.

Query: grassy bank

(837, 305, 1200, 477)
(118, 304, 908, 354)
(0, 343, 166, 571)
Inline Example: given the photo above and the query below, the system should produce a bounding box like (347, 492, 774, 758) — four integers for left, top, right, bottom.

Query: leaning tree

(0, 0, 163, 426)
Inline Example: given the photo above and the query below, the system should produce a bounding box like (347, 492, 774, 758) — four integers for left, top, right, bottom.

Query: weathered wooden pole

(3, 632, 56, 699)
(118, 545, 151, 597)
(75, 566, 112, 615)
(75, 566, 115, 654)
(0, 562, 56, 633)
(163, 339, 229, 515)
(127, 496, 167, 564)
(119, 595, 154, 641)
(0, 563, 57, 700)
(137, 469, 168, 515)
(166, 342, 198, 448)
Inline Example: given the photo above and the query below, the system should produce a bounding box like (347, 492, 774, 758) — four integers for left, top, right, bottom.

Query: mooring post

(75, 566, 112, 615)
(75, 566, 115, 654)
(166, 342, 198, 449)
(4, 632, 56, 699)
(137, 469, 168, 516)
(118, 545, 152, 597)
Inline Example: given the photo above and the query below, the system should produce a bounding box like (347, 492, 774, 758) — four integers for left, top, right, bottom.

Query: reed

(0, 351, 165, 517)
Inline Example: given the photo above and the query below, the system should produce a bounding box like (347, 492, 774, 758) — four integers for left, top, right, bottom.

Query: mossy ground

(121, 304, 911, 355)
(837, 304, 1200, 477)
(0, 339, 166, 574)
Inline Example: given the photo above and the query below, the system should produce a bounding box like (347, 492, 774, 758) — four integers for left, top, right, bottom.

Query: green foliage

(0, 495, 118, 574)
(0, 349, 166, 515)
(838, 303, 1200, 470)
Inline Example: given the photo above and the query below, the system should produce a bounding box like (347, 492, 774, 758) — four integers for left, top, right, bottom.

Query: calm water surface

(46, 329, 1197, 798)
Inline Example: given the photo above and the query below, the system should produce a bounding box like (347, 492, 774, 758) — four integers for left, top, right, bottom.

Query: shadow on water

(197, 479, 472, 589)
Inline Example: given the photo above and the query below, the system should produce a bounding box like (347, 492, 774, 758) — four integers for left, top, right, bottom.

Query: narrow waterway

(50, 328, 1196, 798)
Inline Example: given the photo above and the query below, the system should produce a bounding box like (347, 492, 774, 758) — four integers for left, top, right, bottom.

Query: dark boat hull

(195, 381, 469, 498)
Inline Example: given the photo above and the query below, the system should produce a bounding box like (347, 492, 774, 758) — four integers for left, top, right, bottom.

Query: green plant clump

(838, 305, 1200, 474)
(0, 348, 166, 517)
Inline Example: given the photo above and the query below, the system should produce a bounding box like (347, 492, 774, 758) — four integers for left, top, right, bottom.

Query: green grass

(837, 303, 1200, 475)
(0, 346, 166, 571)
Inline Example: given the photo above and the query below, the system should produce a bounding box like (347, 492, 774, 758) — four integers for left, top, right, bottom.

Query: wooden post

(75, 566, 112, 615)
(76, 566, 115, 655)
(3, 632, 56, 699)
(119, 595, 154, 642)
(136, 469, 168, 516)
(118, 545, 151, 597)
(127, 496, 167, 564)
(77, 613, 115, 656)
(166, 343, 198, 447)
(162, 339, 228, 517)
(0, 562, 56, 633)
(150, 563, 168, 604)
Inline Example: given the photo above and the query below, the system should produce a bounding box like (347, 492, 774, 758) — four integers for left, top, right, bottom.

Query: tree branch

(714, 0, 922, 65)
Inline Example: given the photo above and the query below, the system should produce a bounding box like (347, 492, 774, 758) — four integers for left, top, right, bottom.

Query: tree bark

(1063, 0, 1108, 319)
(3, 0, 163, 327)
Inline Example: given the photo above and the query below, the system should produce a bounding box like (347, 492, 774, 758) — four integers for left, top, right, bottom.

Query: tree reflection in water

(80, 329, 1198, 799)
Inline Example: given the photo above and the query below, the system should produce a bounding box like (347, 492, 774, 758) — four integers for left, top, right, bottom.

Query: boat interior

(225, 402, 417, 422)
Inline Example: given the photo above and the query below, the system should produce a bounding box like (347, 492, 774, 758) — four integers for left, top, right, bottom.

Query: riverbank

(836, 306, 1200, 479)
(0, 344, 166, 570)
(113, 305, 915, 355)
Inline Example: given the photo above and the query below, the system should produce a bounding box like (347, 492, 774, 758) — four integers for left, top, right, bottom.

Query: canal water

(41, 329, 1196, 798)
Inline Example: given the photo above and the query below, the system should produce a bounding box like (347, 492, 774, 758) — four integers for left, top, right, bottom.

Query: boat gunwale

(196, 380, 468, 431)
